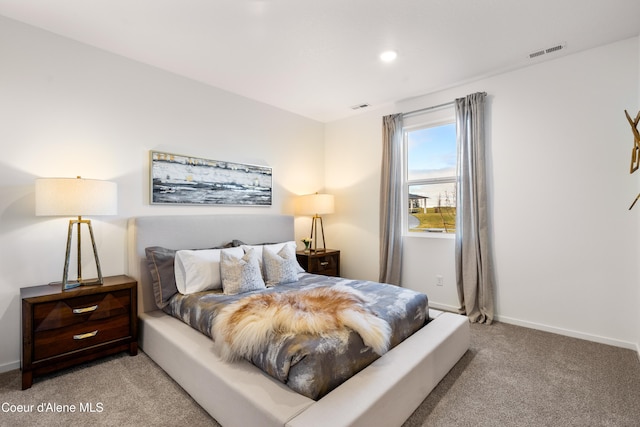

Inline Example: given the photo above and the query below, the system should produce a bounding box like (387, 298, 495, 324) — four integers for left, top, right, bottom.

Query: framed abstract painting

(150, 151, 272, 206)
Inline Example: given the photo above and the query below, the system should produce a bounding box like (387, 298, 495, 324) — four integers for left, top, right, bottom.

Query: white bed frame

(127, 214, 469, 427)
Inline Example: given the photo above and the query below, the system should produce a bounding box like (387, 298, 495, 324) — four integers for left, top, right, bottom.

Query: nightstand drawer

(296, 249, 340, 277)
(21, 275, 138, 389)
(33, 314, 130, 360)
(310, 255, 338, 275)
(33, 289, 131, 332)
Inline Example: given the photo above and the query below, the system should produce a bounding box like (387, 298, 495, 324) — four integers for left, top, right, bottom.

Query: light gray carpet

(403, 322, 640, 427)
(1, 321, 639, 426)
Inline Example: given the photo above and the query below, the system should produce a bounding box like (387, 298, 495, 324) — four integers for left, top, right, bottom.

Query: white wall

(324, 112, 389, 281)
(2, 18, 638, 373)
(326, 37, 640, 351)
(0, 17, 325, 371)
(637, 38, 640, 358)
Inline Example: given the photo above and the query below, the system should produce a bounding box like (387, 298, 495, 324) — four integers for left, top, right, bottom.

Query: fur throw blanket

(212, 286, 392, 362)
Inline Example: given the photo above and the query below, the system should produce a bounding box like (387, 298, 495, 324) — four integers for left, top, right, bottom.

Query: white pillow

(241, 241, 304, 274)
(263, 245, 300, 287)
(174, 247, 244, 294)
(220, 248, 266, 295)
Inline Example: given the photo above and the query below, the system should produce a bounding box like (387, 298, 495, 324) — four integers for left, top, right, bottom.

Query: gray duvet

(165, 273, 429, 400)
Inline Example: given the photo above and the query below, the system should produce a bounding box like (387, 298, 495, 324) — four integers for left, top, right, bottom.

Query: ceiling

(1, 0, 639, 123)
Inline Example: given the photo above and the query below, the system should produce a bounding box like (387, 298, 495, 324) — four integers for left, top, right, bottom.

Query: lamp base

(61, 218, 105, 291)
(63, 278, 103, 290)
(309, 248, 327, 253)
(309, 215, 327, 252)
(50, 278, 104, 290)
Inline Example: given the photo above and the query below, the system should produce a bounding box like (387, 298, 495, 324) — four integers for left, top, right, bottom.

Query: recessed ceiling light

(379, 50, 397, 62)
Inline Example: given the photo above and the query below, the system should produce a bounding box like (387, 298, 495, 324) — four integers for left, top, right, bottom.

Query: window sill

(404, 231, 455, 240)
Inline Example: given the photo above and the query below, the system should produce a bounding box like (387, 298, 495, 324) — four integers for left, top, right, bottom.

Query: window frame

(402, 107, 457, 238)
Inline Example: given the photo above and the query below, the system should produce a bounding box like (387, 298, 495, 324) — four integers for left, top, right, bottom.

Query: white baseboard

(494, 314, 637, 351)
(0, 360, 19, 374)
(428, 301, 639, 352)
(428, 301, 460, 313)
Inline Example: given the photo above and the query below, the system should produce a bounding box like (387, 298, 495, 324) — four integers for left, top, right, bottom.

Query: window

(404, 115, 457, 234)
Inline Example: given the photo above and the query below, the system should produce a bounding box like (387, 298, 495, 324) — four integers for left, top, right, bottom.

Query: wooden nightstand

(20, 275, 138, 390)
(296, 249, 340, 277)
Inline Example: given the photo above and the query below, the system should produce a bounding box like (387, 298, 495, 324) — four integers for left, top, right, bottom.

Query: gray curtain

(455, 92, 494, 324)
(379, 113, 403, 285)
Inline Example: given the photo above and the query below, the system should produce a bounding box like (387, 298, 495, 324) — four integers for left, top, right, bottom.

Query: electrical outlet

(436, 275, 443, 286)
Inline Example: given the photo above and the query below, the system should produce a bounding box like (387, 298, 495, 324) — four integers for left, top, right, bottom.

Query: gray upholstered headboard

(127, 214, 295, 314)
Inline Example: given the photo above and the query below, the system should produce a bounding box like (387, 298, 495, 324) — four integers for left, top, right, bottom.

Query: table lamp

(35, 176, 117, 290)
(296, 193, 335, 252)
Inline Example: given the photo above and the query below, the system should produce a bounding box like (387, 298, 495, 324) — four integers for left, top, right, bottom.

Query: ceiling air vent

(351, 103, 371, 110)
(545, 44, 565, 54)
(529, 49, 546, 59)
(529, 43, 566, 59)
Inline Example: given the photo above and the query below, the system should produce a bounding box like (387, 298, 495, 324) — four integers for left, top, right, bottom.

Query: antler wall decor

(626, 109, 640, 210)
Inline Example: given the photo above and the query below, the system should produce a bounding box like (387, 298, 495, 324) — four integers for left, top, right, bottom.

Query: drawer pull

(320, 262, 329, 266)
(73, 305, 98, 314)
(73, 330, 98, 340)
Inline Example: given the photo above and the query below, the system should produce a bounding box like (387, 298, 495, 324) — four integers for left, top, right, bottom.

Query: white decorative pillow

(174, 247, 244, 294)
(220, 248, 266, 295)
(241, 241, 304, 274)
(263, 245, 300, 287)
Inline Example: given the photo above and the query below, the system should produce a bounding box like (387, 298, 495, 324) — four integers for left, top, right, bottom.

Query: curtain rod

(402, 92, 487, 118)
(402, 101, 454, 118)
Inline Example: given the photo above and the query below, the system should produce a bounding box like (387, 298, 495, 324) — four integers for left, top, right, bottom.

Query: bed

(127, 214, 469, 427)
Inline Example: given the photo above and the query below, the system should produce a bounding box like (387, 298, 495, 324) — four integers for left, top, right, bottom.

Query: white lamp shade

(296, 193, 335, 216)
(36, 177, 117, 216)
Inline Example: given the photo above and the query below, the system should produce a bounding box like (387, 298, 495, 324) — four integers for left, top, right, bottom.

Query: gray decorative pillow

(145, 246, 178, 309)
(263, 245, 300, 287)
(240, 241, 304, 275)
(220, 248, 266, 295)
(145, 242, 235, 308)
